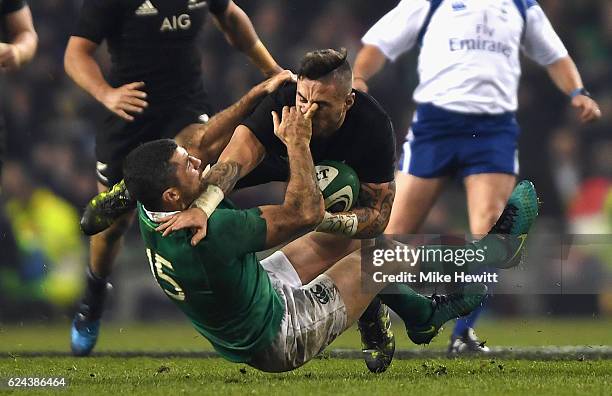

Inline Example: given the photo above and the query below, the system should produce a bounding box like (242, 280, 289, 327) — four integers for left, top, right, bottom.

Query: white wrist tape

(193, 185, 224, 218)
(316, 211, 358, 237)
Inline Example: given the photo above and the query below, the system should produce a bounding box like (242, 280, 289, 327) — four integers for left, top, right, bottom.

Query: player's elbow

(63, 44, 80, 77)
(63, 50, 73, 75)
(289, 196, 325, 230)
(301, 203, 325, 230)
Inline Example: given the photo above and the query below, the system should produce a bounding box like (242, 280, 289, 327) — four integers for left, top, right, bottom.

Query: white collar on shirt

(143, 207, 180, 223)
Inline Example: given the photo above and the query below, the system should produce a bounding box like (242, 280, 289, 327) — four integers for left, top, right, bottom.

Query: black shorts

(95, 103, 211, 187)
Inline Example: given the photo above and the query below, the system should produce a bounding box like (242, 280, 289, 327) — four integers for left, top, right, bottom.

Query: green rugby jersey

(137, 200, 284, 363)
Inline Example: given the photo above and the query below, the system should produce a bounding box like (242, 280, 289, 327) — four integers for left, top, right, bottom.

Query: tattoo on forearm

(285, 147, 320, 215)
(202, 161, 242, 196)
(351, 181, 396, 238)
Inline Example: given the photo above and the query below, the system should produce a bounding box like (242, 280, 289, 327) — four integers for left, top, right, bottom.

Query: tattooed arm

(316, 181, 395, 239)
(155, 126, 265, 242)
(176, 70, 294, 164)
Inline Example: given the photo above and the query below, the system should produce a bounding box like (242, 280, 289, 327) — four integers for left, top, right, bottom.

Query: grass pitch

(1, 319, 611, 395)
(1, 357, 611, 395)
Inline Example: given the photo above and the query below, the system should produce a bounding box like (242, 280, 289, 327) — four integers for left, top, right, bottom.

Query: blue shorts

(398, 103, 520, 179)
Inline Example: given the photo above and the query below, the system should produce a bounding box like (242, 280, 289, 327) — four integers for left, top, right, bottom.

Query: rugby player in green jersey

(123, 102, 538, 371)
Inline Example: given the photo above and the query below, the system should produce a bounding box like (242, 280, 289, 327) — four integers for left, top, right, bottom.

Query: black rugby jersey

(241, 82, 396, 184)
(73, 0, 229, 109)
(0, 0, 25, 15)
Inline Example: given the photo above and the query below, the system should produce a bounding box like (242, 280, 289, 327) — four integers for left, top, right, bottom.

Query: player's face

(170, 146, 203, 208)
(296, 78, 355, 138)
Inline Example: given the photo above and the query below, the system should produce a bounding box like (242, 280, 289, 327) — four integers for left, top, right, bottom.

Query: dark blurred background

(0, 0, 611, 323)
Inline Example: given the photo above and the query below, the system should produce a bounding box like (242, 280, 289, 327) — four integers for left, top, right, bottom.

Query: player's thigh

(281, 232, 361, 285)
(385, 171, 447, 234)
(464, 173, 516, 236)
(322, 249, 387, 325)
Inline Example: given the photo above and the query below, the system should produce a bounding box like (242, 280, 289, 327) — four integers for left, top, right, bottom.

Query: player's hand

(155, 207, 208, 246)
(264, 64, 285, 78)
(571, 95, 602, 123)
(259, 69, 296, 95)
(272, 104, 318, 146)
(99, 81, 148, 122)
(0, 43, 21, 72)
(352, 77, 369, 93)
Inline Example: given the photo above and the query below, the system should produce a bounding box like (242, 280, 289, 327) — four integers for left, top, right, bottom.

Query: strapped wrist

(316, 211, 358, 237)
(193, 185, 224, 218)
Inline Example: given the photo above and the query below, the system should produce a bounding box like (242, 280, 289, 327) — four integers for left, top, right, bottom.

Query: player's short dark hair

(298, 48, 352, 94)
(123, 139, 179, 211)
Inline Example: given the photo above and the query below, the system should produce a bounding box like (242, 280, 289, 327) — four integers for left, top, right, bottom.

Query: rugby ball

(315, 160, 360, 212)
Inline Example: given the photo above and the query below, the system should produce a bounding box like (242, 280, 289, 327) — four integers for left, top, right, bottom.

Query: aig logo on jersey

(160, 14, 192, 32)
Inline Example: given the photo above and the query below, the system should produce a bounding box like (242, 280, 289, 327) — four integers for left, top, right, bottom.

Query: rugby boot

(407, 283, 487, 345)
(80, 179, 135, 235)
(484, 180, 539, 269)
(70, 269, 112, 356)
(447, 327, 491, 356)
(357, 301, 395, 373)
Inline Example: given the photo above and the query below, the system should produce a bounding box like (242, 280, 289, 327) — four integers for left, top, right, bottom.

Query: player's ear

(162, 187, 181, 207)
(344, 92, 355, 111)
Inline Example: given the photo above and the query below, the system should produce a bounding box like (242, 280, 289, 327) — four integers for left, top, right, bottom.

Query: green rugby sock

(379, 284, 432, 327)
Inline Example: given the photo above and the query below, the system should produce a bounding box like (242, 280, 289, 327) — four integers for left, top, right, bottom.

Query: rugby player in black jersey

(0, 0, 37, 188)
(65, 0, 282, 356)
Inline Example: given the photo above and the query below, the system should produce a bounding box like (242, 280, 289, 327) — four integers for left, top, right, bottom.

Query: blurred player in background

(65, 0, 282, 356)
(352, 0, 601, 354)
(0, 0, 37, 188)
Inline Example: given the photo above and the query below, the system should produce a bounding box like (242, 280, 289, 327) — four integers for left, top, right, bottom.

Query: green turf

(1, 319, 611, 395)
(1, 318, 612, 353)
(0, 357, 610, 395)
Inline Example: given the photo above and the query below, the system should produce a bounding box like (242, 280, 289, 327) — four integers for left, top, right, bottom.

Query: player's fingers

(191, 228, 206, 246)
(126, 81, 146, 90)
(127, 89, 148, 99)
(160, 221, 179, 236)
(159, 216, 180, 234)
(120, 102, 145, 114)
(304, 103, 319, 120)
(594, 107, 603, 119)
(156, 214, 176, 225)
(162, 225, 175, 237)
(125, 96, 148, 108)
(168, 218, 189, 231)
(155, 222, 170, 232)
(272, 111, 279, 132)
(116, 109, 134, 121)
(583, 106, 599, 123)
(579, 104, 590, 122)
(281, 106, 290, 121)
